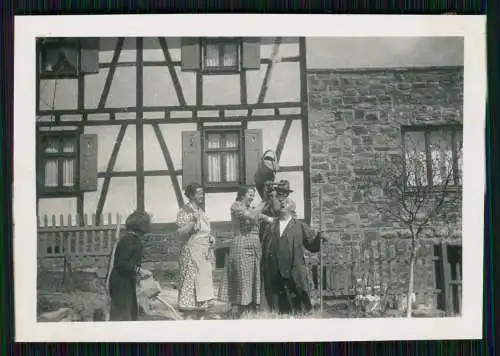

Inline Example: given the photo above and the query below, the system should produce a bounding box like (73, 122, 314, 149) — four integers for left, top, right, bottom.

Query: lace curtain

(205, 42, 238, 69)
(404, 129, 461, 187)
(42, 137, 76, 188)
(206, 132, 239, 183)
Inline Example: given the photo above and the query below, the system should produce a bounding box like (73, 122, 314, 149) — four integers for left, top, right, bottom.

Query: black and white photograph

(14, 15, 486, 342)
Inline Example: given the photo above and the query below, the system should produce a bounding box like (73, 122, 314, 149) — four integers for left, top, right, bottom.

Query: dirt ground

(37, 270, 447, 321)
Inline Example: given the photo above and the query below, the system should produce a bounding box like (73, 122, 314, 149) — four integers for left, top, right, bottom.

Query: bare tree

(360, 129, 462, 317)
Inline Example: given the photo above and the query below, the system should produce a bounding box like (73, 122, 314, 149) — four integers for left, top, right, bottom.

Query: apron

(184, 211, 214, 301)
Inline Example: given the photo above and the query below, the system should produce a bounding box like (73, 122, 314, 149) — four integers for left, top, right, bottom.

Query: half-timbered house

(36, 36, 464, 314)
(36, 37, 309, 272)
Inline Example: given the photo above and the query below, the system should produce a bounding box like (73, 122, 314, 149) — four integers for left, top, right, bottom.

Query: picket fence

(37, 213, 122, 258)
(306, 238, 462, 314)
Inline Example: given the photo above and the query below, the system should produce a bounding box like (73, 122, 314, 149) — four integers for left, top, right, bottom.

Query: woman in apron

(176, 182, 215, 319)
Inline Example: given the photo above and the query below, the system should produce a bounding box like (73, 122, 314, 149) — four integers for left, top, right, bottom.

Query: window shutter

(244, 129, 263, 184)
(181, 38, 201, 71)
(182, 131, 202, 188)
(79, 134, 98, 192)
(242, 37, 261, 70)
(79, 38, 100, 74)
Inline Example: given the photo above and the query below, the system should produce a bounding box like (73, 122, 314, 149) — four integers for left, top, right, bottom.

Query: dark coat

(108, 232, 143, 321)
(261, 218, 321, 295)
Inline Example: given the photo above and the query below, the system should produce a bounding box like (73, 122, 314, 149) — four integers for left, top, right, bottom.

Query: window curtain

(207, 134, 221, 182)
(223, 43, 237, 67)
(42, 137, 76, 188)
(224, 133, 239, 182)
(429, 130, 453, 186)
(404, 131, 427, 187)
(206, 132, 239, 183)
(44, 160, 59, 187)
(205, 44, 219, 68)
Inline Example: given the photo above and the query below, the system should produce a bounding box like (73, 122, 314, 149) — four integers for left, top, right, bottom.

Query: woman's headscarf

(125, 210, 151, 235)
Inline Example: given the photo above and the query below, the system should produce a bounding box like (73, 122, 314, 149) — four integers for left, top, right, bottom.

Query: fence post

(350, 239, 356, 296)
(440, 241, 453, 315)
(319, 187, 324, 313)
(456, 256, 462, 314)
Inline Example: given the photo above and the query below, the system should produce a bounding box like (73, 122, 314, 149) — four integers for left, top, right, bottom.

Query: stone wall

(306, 66, 463, 308)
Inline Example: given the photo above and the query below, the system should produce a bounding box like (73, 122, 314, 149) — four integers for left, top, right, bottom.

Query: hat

(276, 180, 293, 193)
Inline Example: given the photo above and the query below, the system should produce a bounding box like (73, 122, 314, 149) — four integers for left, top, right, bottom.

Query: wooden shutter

(79, 38, 100, 74)
(244, 129, 263, 184)
(182, 131, 202, 188)
(181, 38, 201, 71)
(242, 37, 261, 70)
(79, 134, 98, 192)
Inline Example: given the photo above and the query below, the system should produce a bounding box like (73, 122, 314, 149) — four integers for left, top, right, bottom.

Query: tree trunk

(406, 251, 416, 318)
(406, 237, 421, 318)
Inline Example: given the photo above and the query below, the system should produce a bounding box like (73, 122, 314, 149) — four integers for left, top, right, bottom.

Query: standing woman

(218, 186, 273, 316)
(108, 210, 151, 321)
(176, 182, 216, 319)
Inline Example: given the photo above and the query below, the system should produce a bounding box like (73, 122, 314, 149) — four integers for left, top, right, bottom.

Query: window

(182, 129, 262, 191)
(37, 132, 79, 194)
(202, 38, 240, 73)
(181, 37, 261, 72)
(403, 125, 462, 190)
(204, 128, 242, 186)
(38, 38, 80, 79)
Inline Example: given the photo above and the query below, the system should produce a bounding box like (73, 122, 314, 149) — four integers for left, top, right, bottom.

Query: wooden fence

(306, 238, 462, 314)
(37, 213, 122, 258)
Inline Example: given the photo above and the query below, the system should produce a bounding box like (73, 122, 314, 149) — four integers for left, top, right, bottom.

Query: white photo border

(13, 14, 486, 342)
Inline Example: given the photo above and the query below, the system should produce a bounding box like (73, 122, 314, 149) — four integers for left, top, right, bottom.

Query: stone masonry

(306, 67, 463, 309)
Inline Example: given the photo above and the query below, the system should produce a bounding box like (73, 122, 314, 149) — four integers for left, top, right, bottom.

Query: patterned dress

(218, 201, 268, 306)
(176, 202, 215, 311)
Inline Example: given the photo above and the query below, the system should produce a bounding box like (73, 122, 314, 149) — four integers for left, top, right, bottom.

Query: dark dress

(108, 232, 143, 321)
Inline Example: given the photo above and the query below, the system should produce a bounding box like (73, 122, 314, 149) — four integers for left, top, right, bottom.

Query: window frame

(37, 130, 80, 197)
(201, 37, 242, 74)
(401, 124, 463, 193)
(202, 126, 244, 191)
(37, 38, 81, 80)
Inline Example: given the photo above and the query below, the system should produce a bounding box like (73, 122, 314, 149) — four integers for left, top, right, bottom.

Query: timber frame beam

(98, 38, 124, 109)
(275, 119, 293, 162)
(95, 124, 128, 222)
(299, 37, 312, 224)
(152, 123, 184, 208)
(37, 101, 303, 117)
(158, 37, 187, 107)
(136, 37, 145, 213)
(36, 114, 303, 127)
(98, 56, 301, 69)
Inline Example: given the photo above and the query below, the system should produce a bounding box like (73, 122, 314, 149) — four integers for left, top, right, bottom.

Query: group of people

(107, 179, 325, 321)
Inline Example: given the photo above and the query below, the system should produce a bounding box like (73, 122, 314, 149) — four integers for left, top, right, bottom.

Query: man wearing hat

(260, 180, 325, 315)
